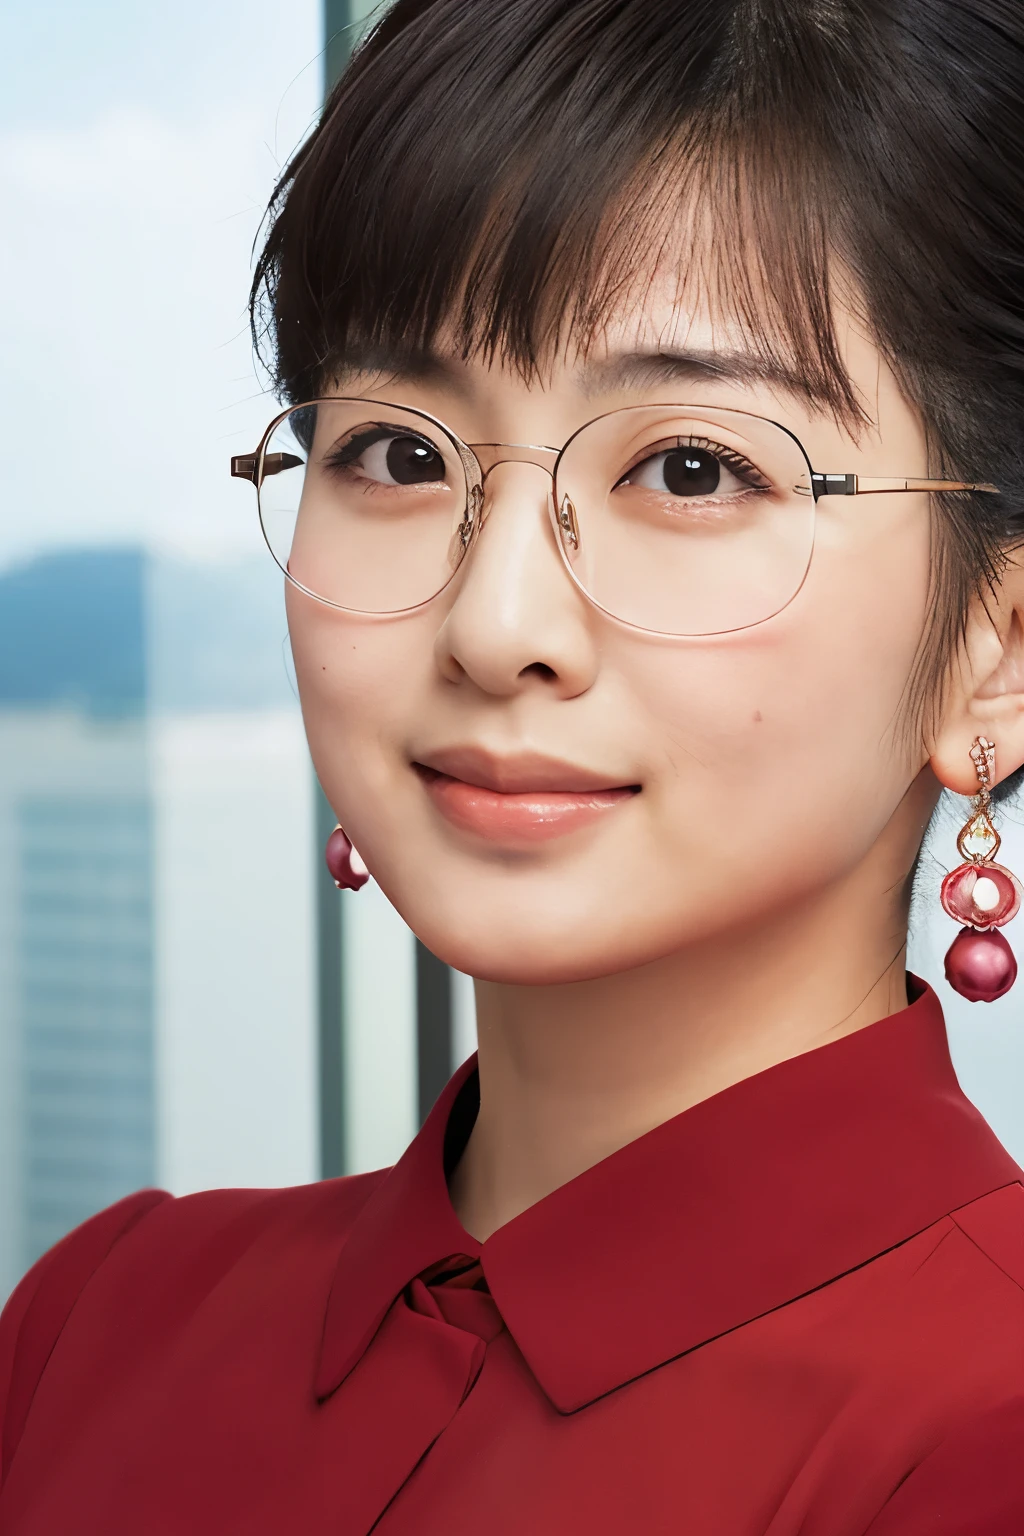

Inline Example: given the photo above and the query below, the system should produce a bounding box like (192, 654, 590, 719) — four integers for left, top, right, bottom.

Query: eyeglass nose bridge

(470, 441, 559, 481)
(463, 442, 561, 536)
(465, 442, 581, 559)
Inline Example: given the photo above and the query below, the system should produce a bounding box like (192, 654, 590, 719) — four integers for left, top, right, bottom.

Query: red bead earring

(941, 737, 1021, 1002)
(325, 825, 369, 892)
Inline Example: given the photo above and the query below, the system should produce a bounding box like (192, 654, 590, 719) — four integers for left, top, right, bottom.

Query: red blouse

(2, 979, 1023, 1534)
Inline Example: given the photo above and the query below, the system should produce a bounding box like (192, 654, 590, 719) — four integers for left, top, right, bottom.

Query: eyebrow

(333, 346, 475, 398)
(579, 347, 827, 402)
(333, 343, 828, 405)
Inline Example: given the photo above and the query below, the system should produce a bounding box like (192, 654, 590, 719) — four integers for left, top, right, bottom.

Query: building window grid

(18, 796, 156, 1267)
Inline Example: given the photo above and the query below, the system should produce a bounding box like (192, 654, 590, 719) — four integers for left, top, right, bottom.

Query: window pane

(0, 0, 323, 1300)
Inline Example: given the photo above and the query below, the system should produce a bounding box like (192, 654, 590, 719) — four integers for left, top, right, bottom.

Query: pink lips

(414, 750, 639, 844)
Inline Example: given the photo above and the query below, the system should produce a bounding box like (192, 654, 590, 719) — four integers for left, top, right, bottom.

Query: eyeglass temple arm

(810, 472, 999, 500)
(230, 452, 303, 485)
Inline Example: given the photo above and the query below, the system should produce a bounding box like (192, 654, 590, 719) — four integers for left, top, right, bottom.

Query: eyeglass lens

(257, 401, 815, 634)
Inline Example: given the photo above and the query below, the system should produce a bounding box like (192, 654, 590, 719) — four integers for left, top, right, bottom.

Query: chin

(423, 930, 636, 987)
(385, 875, 676, 987)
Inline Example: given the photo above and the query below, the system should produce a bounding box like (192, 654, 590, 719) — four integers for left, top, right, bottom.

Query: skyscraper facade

(0, 547, 319, 1298)
(0, 551, 155, 1289)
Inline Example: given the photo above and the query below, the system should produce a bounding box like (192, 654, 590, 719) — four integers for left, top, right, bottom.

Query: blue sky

(0, 0, 322, 568)
(1, 1, 324, 130)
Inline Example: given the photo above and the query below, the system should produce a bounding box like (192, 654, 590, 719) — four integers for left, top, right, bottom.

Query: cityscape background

(1, 0, 1022, 1303)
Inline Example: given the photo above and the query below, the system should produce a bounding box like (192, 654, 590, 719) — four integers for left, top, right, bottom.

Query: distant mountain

(146, 553, 296, 712)
(0, 548, 146, 713)
(0, 547, 295, 715)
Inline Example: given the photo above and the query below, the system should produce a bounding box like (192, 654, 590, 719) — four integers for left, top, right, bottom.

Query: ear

(930, 552, 1024, 795)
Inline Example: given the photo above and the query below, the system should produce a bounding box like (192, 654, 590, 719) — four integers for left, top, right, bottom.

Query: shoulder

(0, 1189, 172, 1484)
(0, 1171, 386, 1487)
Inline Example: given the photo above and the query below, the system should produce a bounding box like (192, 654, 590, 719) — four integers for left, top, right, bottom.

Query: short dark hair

(252, 0, 1024, 764)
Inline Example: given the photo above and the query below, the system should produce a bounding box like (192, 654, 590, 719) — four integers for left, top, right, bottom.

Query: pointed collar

(315, 980, 1021, 1413)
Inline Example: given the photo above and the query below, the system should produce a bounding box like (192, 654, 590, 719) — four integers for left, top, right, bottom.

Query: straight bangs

(253, 0, 864, 419)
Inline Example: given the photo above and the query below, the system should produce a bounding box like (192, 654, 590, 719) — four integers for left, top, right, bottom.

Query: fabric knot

(409, 1253, 504, 1345)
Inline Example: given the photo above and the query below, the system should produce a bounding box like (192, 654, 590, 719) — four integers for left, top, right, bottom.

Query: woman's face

(287, 288, 934, 984)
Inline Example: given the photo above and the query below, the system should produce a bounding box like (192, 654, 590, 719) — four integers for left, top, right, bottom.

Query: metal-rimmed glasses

(231, 399, 998, 637)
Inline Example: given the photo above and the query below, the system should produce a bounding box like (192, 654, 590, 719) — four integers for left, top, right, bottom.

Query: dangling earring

(325, 825, 369, 892)
(941, 737, 1021, 1001)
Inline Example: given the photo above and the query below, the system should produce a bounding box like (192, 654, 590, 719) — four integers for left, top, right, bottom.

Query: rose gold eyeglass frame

(230, 398, 999, 630)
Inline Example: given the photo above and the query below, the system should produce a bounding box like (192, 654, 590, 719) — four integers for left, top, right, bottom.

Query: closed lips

(413, 755, 640, 843)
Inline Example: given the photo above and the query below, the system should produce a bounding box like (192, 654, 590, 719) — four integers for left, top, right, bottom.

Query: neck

(450, 817, 925, 1242)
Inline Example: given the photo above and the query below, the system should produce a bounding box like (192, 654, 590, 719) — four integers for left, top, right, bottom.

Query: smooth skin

(287, 285, 1024, 1242)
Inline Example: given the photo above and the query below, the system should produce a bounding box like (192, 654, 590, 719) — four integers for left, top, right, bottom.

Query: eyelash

(322, 427, 451, 485)
(321, 425, 421, 476)
(617, 437, 770, 492)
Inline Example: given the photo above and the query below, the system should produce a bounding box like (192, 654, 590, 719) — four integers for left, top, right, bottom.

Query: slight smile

(413, 750, 641, 844)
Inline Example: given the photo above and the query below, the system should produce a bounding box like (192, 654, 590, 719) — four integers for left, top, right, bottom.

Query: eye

(325, 425, 449, 487)
(617, 440, 766, 499)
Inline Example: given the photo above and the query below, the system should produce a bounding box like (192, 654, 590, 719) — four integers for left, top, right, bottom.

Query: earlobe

(930, 567, 1024, 795)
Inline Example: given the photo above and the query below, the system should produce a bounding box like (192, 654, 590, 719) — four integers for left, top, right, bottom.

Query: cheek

(624, 504, 931, 885)
(286, 589, 434, 804)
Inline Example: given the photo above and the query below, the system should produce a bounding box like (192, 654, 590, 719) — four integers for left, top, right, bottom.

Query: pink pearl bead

(944, 926, 1017, 1003)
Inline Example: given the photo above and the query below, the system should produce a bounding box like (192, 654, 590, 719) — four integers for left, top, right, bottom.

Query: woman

(2, 0, 1023, 1529)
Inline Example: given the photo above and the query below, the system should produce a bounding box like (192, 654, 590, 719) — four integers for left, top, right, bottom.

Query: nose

(433, 460, 600, 700)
